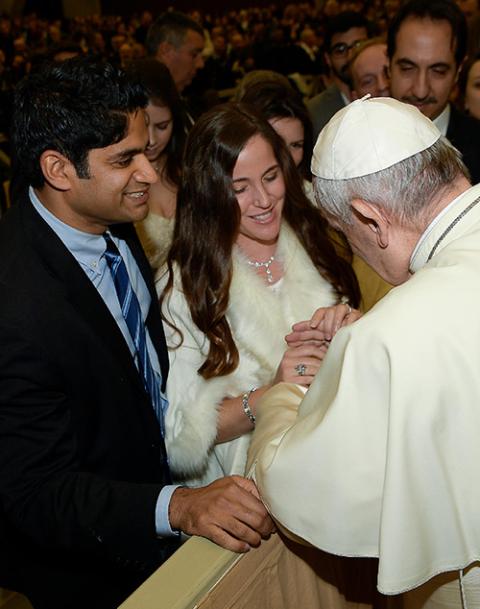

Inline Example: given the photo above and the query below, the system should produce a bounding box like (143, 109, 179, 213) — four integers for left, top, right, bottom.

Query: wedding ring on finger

(295, 363, 307, 376)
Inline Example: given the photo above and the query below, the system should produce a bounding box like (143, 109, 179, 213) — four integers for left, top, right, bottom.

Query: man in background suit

(146, 11, 205, 125)
(307, 11, 370, 141)
(389, 0, 480, 183)
(0, 58, 273, 609)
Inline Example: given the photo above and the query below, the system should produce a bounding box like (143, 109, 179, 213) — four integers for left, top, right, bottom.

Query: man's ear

(156, 40, 175, 62)
(351, 198, 390, 248)
(324, 51, 332, 70)
(39, 150, 76, 191)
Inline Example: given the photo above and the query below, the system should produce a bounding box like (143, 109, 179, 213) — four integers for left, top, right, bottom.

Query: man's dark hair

(146, 11, 204, 57)
(324, 11, 373, 51)
(387, 0, 467, 67)
(12, 57, 148, 188)
(46, 40, 83, 62)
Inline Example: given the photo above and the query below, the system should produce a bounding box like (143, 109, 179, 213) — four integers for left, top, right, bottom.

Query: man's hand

(168, 476, 275, 553)
(286, 303, 362, 347)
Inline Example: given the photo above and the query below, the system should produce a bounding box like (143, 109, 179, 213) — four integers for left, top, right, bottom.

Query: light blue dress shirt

(29, 187, 178, 537)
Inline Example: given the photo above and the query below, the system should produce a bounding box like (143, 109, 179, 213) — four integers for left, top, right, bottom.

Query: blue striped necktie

(103, 233, 166, 436)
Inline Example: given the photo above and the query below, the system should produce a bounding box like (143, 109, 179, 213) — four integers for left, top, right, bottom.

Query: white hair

(313, 137, 468, 225)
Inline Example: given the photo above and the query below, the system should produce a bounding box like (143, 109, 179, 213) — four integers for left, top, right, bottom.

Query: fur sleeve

(158, 276, 247, 478)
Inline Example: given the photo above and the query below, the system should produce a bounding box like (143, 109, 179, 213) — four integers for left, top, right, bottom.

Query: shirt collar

(340, 90, 350, 106)
(29, 186, 106, 271)
(433, 103, 450, 137)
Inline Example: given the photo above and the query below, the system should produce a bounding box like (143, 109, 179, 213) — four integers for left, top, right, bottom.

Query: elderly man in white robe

(247, 96, 480, 609)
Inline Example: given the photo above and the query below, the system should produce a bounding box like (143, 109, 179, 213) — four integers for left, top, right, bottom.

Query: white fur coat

(156, 223, 337, 486)
(136, 213, 174, 270)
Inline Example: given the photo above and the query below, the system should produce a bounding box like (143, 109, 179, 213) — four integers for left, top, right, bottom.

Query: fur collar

(228, 222, 336, 377)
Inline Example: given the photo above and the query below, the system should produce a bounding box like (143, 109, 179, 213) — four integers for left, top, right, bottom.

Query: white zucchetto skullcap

(311, 96, 441, 180)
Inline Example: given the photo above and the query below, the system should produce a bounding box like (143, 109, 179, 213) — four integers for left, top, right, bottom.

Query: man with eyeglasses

(307, 11, 372, 141)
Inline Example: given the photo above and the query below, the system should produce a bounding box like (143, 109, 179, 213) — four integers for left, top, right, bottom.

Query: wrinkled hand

(274, 343, 327, 387)
(169, 476, 275, 553)
(286, 303, 361, 347)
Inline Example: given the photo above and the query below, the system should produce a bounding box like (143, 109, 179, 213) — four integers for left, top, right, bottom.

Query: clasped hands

(274, 303, 361, 387)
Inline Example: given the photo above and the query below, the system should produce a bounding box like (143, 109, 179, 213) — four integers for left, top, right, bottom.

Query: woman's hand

(286, 303, 362, 347)
(274, 343, 328, 387)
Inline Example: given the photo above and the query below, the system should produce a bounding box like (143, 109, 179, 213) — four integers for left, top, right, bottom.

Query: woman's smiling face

(232, 134, 286, 250)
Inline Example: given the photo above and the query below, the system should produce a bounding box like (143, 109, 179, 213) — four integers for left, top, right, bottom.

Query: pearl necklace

(247, 255, 275, 283)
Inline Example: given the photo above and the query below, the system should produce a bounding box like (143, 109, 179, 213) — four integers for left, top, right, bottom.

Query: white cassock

(248, 184, 480, 600)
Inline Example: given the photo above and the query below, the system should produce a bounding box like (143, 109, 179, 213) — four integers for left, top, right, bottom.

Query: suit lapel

(21, 197, 159, 412)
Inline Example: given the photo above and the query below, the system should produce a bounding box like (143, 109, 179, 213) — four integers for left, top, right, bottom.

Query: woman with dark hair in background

(239, 78, 314, 185)
(157, 103, 360, 487)
(458, 53, 480, 120)
(128, 59, 186, 267)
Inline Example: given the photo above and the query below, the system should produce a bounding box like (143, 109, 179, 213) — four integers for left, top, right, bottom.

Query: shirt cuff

(155, 484, 182, 537)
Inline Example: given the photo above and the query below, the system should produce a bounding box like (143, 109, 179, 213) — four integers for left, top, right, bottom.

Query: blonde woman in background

(128, 59, 186, 268)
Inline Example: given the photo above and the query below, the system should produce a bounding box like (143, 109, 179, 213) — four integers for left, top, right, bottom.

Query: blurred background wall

(0, 0, 312, 17)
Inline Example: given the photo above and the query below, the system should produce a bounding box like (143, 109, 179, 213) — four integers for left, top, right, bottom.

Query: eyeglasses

(330, 39, 365, 58)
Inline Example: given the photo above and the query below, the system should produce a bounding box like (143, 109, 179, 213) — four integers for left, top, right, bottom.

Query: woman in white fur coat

(157, 103, 361, 487)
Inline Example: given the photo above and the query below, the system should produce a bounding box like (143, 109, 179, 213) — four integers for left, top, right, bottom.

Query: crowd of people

(1, 0, 480, 608)
(1, 0, 480, 206)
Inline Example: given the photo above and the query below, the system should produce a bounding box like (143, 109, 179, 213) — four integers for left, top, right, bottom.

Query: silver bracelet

(242, 387, 257, 427)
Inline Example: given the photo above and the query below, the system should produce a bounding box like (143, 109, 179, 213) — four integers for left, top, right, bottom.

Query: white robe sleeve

(160, 283, 223, 478)
(159, 280, 250, 483)
(249, 321, 387, 557)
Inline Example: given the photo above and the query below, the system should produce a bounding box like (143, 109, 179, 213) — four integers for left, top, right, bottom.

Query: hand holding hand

(286, 303, 361, 347)
(169, 476, 275, 553)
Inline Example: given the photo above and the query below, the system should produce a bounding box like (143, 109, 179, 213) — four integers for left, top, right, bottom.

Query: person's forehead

(468, 59, 480, 79)
(353, 44, 387, 74)
(395, 16, 456, 62)
(181, 28, 205, 50)
(92, 111, 148, 157)
(331, 25, 367, 45)
(269, 116, 304, 136)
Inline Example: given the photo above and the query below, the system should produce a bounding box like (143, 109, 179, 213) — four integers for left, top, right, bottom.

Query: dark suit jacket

(307, 83, 346, 143)
(447, 104, 480, 185)
(0, 191, 179, 609)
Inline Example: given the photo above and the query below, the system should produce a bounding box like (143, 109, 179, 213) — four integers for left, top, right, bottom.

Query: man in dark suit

(307, 12, 370, 142)
(0, 58, 273, 609)
(146, 11, 205, 126)
(389, 0, 480, 184)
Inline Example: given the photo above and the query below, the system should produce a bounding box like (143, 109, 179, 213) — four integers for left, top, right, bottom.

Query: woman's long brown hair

(160, 103, 360, 380)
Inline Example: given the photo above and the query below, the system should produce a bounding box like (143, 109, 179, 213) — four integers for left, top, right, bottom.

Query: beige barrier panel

(120, 534, 403, 609)
(119, 536, 240, 609)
